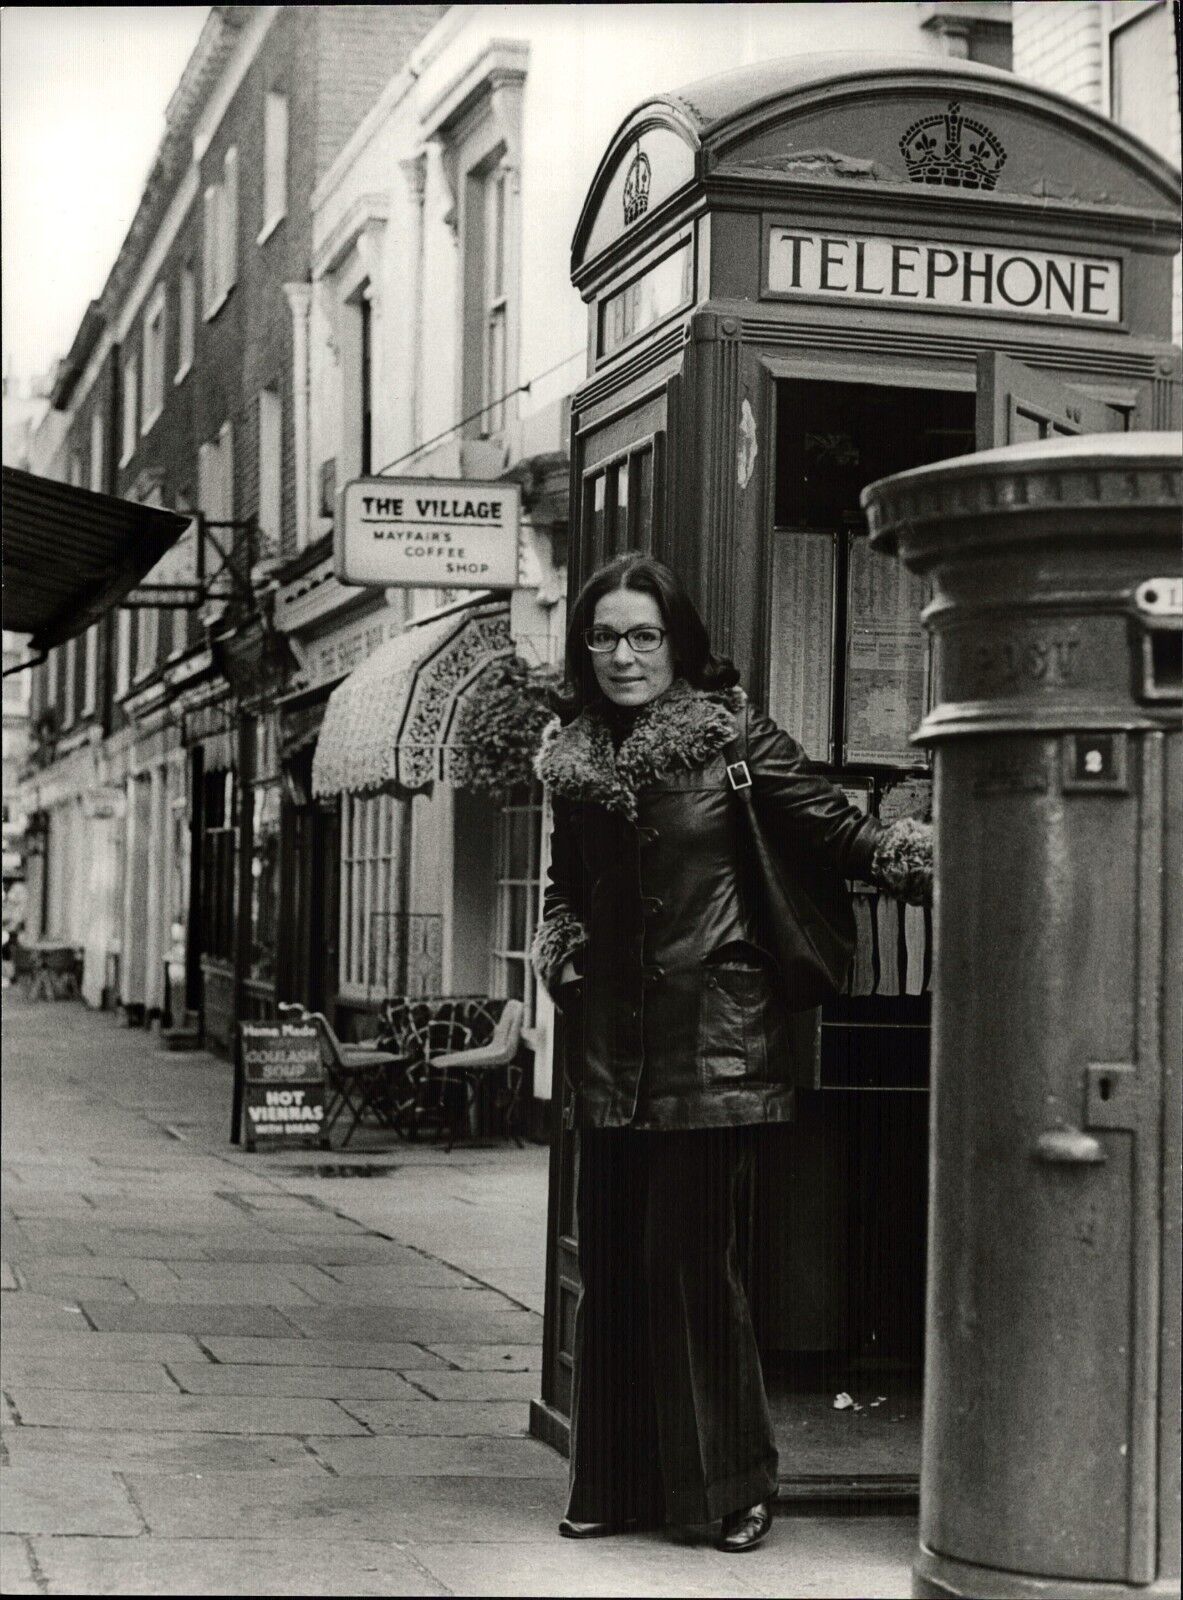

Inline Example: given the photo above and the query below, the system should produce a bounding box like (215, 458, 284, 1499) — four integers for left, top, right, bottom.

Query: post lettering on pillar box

(335, 476, 522, 588)
(766, 230, 1121, 324)
(239, 1020, 325, 1148)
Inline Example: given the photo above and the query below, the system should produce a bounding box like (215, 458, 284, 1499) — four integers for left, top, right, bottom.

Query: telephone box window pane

(614, 459, 629, 549)
(588, 473, 607, 559)
(598, 240, 693, 359)
(635, 446, 654, 546)
(844, 535, 930, 766)
(769, 531, 835, 763)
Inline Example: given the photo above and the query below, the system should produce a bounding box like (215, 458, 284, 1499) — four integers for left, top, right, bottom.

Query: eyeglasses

(584, 625, 667, 654)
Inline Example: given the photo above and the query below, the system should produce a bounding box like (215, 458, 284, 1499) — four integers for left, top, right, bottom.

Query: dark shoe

(558, 1516, 640, 1539)
(716, 1500, 773, 1553)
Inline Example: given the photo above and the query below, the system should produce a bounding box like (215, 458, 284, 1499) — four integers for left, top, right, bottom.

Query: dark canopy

(2, 466, 190, 653)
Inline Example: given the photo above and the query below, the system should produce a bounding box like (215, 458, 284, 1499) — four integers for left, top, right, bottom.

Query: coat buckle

(726, 760, 752, 791)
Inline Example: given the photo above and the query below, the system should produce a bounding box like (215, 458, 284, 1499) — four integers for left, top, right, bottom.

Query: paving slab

(317, 1260, 481, 1289)
(276, 1283, 521, 1309)
(7, 1389, 367, 1435)
(399, 1369, 541, 1402)
(197, 1241, 399, 1264)
(0, 1464, 142, 1536)
(1, 1429, 317, 1475)
(120, 1279, 323, 1305)
(0, 1332, 209, 1363)
(122, 1470, 564, 1541)
(0, 1534, 40, 1595)
(0, 1358, 180, 1394)
(424, 1342, 541, 1371)
(321, 1401, 532, 1436)
(199, 1337, 446, 1369)
(411, 1538, 772, 1599)
(277, 1306, 541, 1343)
(78, 1301, 299, 1336)
(1, 1294, 89, 1330)
(31, 1535, 449, 1596)
(18, 1258, 181, 1287)
(309, 1434, 566, 1477)
(167, 1363, 425, 1400)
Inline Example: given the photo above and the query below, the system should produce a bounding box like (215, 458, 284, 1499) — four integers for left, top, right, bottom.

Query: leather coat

(532, 679, 885, 1130)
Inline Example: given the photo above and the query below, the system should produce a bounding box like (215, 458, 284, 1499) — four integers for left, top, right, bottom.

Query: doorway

(751, 377, 974, 1491)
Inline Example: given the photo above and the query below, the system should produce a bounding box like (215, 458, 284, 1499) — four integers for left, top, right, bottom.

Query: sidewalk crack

(19, 1535, 50, 1596)
(114, 1472, 152, 1535)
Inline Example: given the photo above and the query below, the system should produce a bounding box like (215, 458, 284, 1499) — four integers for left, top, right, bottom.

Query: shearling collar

(534, 678, 746, 821)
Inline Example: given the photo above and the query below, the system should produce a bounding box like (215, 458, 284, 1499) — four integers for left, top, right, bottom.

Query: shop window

(120, 354, 137, 466)
(62, 635, 76, 728)
(141, 283, 167, 433)
(248, 716, 280, 986)
(582, 437, 660, 561)
(261, 92, 288, 241)
(82, 623, 98, 716)
(89, 409, 104, 492)
(339, 791, 405, 999)
(201, 767, 238, 964)
(176, 262, 195, 381)
(115, 608, 132, 699)
(491, 783, 542, 1023)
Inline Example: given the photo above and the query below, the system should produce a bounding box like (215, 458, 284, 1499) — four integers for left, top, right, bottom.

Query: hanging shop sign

(238, 1019, 326, 1152)
(337, 477, 521, 588)
(765, 229, 1122, 324)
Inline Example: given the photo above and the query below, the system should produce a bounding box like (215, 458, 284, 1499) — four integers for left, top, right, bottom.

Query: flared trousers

(566, 1125, 779, 1526)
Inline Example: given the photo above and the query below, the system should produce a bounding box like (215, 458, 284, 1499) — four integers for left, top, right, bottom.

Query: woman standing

(531, 553, 930, 1553)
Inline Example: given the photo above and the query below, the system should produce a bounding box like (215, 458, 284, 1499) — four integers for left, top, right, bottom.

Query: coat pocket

(698, 964, 770, 1082)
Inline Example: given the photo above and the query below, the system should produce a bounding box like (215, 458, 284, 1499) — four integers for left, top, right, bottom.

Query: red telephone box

(529, 51, 1181, 1502)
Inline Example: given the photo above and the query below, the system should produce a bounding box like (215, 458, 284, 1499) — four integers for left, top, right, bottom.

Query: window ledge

(204, 285, 233, 323)
(257, 212, 285, 247)
(174, 360, 193, 387)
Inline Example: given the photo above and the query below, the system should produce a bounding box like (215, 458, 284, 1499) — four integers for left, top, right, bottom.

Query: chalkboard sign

(238, 1020, 327, 1151)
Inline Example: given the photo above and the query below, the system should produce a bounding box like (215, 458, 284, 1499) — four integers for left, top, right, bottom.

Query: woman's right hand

(556, 960, 581, 989)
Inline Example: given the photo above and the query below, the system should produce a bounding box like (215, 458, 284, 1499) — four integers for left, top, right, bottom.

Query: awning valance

(2, 467, 190, 652)
(311, 601, 513, 797)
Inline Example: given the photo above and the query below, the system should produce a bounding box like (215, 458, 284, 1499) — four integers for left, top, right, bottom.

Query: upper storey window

(204, 146, 239, 319)
(260, 92, 288, 242)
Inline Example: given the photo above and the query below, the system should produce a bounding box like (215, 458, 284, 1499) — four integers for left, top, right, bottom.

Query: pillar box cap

(862, 431, 1182, 568)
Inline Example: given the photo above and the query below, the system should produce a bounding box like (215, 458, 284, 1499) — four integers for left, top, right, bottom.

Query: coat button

(637, 826, 659, 844)
(642, 965, 665, 985)
(641, 896, 663, 915)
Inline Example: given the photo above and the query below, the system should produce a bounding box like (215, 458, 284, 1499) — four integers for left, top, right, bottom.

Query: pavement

(0, 989, 916, 1596)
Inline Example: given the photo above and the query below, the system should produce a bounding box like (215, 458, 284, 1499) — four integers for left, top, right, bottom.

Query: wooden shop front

(529, 51, 1181, 1499)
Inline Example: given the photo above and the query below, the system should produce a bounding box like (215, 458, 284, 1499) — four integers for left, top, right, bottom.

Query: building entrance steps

(1, 990, 916, 1596)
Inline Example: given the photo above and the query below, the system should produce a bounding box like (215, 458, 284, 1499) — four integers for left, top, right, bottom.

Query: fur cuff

(531, 909, 588, 996)
(871, 818, 933, 906)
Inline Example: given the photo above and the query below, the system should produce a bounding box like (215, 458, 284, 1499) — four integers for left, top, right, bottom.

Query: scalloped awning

(310, 601, 513, 797)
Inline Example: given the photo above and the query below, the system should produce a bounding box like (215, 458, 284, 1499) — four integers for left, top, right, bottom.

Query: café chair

(276, 1002, 405, 1148)
(428, 998, 525, 1151)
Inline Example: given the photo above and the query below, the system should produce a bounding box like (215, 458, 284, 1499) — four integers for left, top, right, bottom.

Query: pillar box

(862, 433, 1181, 1600)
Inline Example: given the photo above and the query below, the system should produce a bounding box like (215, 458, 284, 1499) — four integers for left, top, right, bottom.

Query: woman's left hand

(870, 817, 933, 906)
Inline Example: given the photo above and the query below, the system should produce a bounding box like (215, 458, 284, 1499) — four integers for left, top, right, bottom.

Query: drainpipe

(284, 284, 312, 550)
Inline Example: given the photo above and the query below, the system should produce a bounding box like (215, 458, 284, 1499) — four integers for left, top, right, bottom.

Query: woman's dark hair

(552, 552, 740, 718)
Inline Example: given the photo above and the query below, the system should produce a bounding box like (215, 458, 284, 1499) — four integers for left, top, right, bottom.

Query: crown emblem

(899, 101, 1007, 190)
(622, 144, 651, 225)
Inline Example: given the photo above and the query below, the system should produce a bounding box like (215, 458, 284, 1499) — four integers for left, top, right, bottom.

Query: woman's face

(589, 587, 676, 708)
